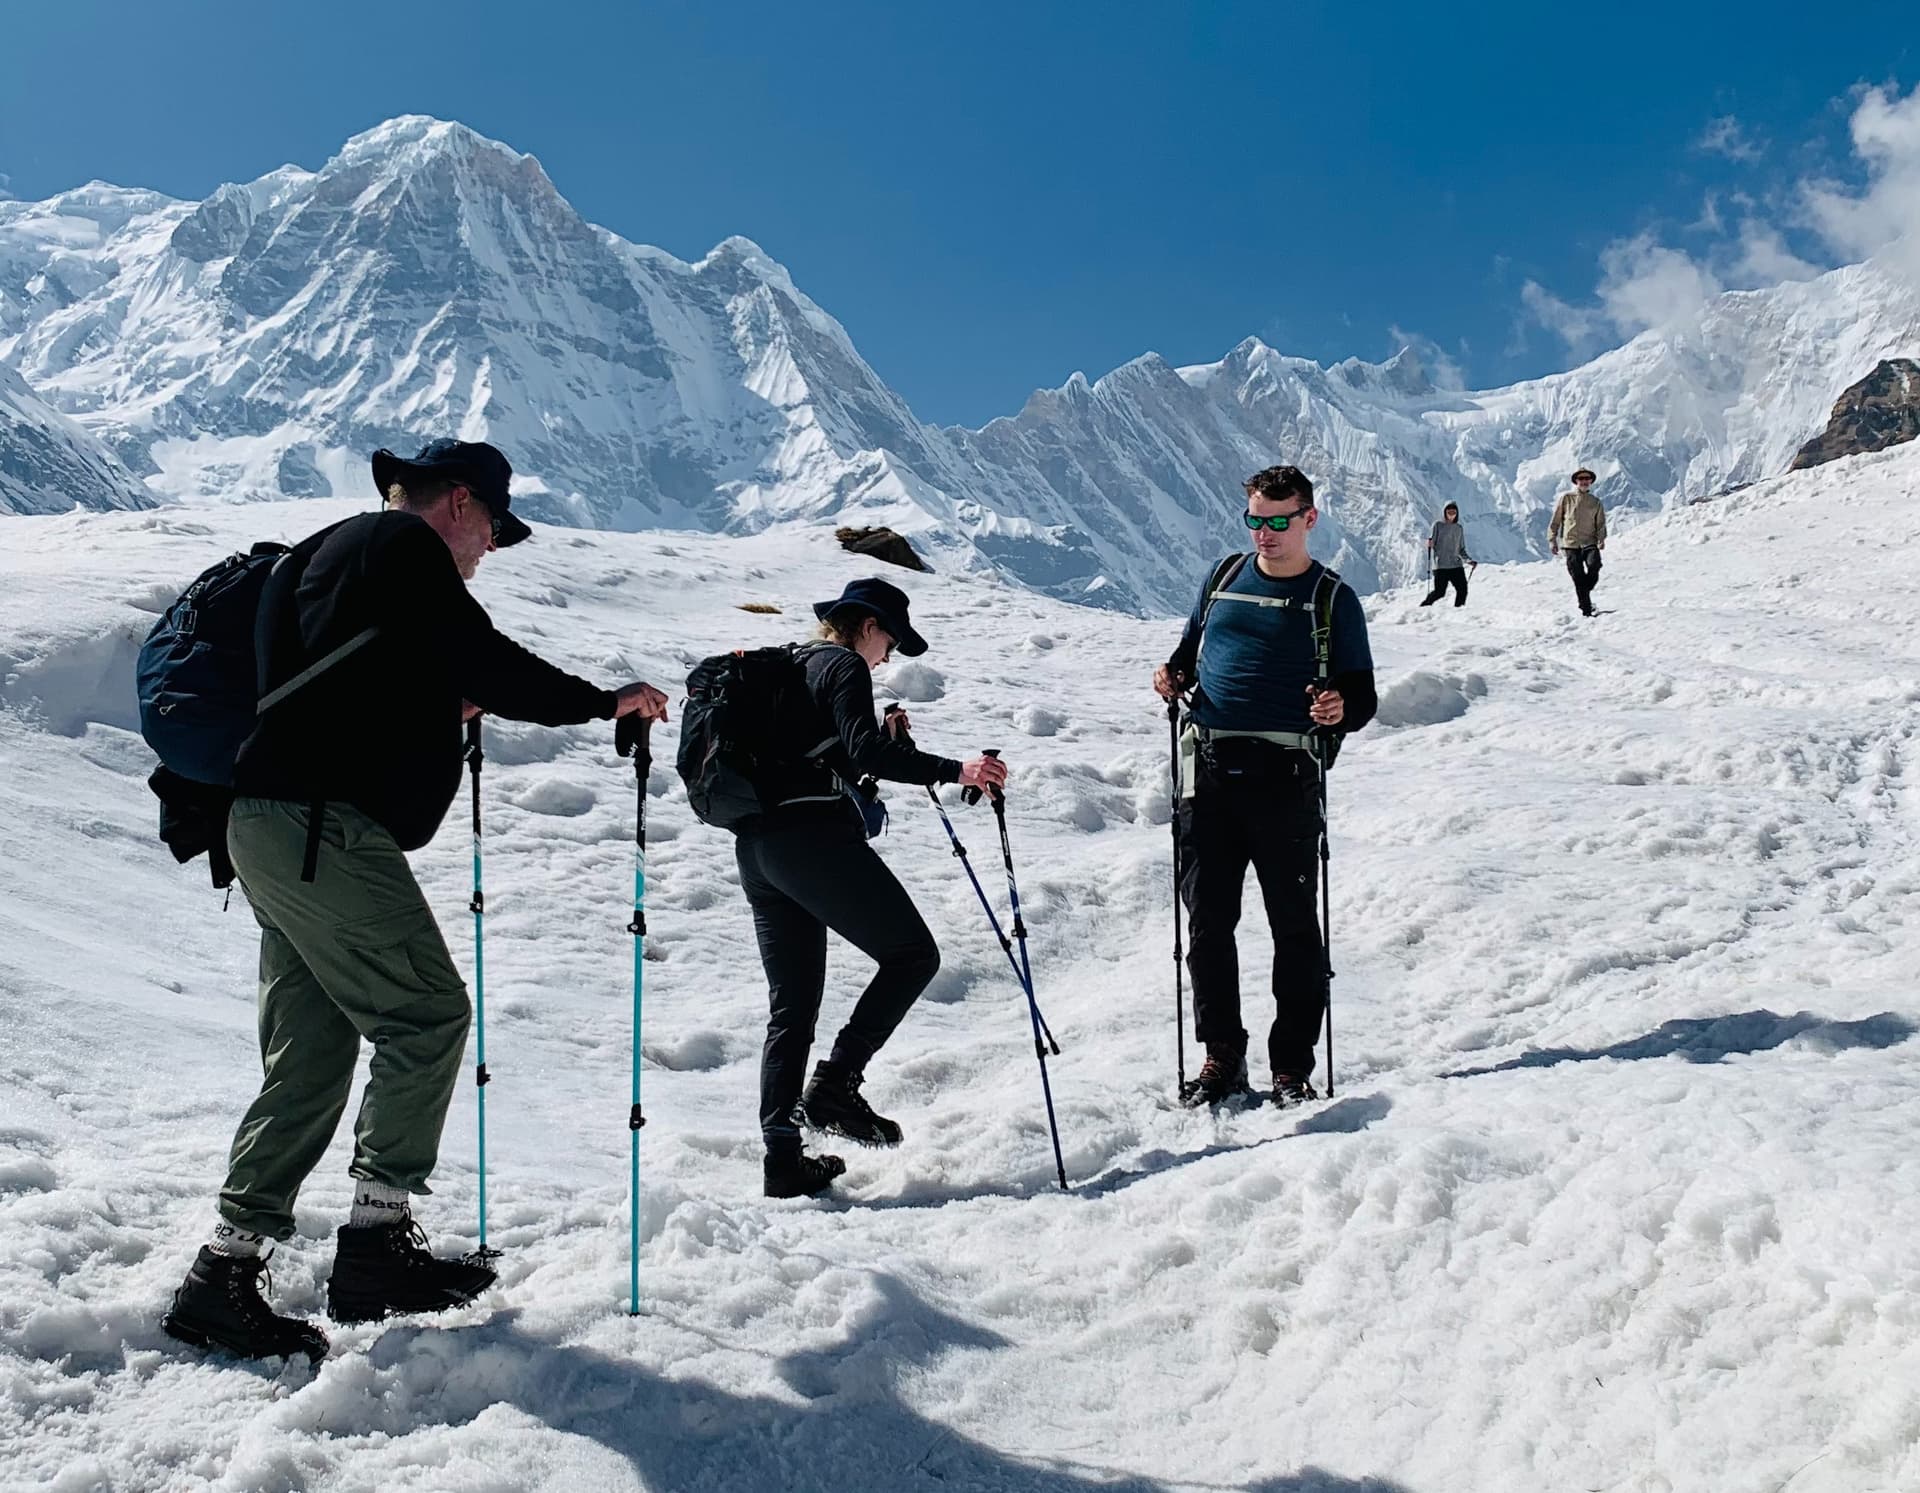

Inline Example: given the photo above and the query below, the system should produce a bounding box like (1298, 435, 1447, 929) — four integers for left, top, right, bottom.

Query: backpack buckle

(177, 607, 198, 636)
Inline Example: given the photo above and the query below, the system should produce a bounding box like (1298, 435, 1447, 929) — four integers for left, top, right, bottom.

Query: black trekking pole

(885, 713, 1066, 1188)
(1167, 699, 1187, 1097)
(884, 712, 1060, 1052)
(1310, 726, 1335, 1098)
(464, 717, 501, 1262)
(975, 761, 1069, 1192)
(913, 779, 1063, 1054)
(616, 713, 652, 1316)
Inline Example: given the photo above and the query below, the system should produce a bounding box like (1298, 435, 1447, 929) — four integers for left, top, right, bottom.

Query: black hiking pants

(735, 813, 939, 1153)
(1178, 738, 1326, 1081)
(1564, 546, 1602, 613)
(1420, 567, 1468, 607)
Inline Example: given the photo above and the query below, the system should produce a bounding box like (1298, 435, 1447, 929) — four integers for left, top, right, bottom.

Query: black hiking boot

(1180, 1046, 1253, 1107)
(1271, 1073, 1321, 1109)
(325, 1219, 497, 1324)
(763, 1148, 848, 1199)
(798, 1061, 903, 1148)
(161, 1246, 329, 1363)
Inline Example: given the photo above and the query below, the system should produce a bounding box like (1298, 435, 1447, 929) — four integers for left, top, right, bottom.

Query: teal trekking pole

(464, 717, 500, 1261)
(616, 713, 653, 1315)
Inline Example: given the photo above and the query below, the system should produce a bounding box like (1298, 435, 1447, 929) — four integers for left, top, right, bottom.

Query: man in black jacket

(1152, 465, 1376, 1107)
(162, 440, 666, 1362)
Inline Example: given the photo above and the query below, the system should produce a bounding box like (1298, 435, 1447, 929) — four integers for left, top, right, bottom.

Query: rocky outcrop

(1791, 358, 1920, 470)
(835, 526, 929, 572)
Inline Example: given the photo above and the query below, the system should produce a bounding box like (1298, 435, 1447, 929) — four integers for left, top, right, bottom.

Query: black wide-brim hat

(813, 576, 928, 657)
(1571, 468, 1597, 482)
(370, 439, 533, 548)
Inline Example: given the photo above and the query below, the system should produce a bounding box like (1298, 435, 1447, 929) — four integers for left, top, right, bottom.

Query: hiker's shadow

(357, 1273, 1415, 1492)
(852, 1095, 1395, 1212)
(1443, 1008, 1914, 1078)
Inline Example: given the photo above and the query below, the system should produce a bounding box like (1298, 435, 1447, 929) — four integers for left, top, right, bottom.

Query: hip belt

(1179, 722, 1322, 798)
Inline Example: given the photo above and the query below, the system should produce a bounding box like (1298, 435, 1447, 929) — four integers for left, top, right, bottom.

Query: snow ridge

(0, 362, 154, 515)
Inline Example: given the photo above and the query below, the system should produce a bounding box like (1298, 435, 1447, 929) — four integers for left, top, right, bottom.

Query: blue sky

(2, 1, 1914, 426)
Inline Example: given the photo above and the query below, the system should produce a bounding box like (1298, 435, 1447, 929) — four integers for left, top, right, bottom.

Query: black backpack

(676, 645, 832, 830)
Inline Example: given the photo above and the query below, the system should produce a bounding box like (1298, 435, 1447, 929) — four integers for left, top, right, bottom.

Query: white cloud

(1519, 280, 1605, 356)
(1697, 115, 1764, 162)
(1733, 221, 1822, 283)
(1592, 233, 1724, 334)
(1524, 84, 1920, 355)
(1387, 324, 1467, 391)
(1802, 83, 1920, 282)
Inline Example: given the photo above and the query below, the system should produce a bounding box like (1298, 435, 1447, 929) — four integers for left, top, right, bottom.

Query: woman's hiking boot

(763, 1148, 848, 1199)
(799, 1061, 903, 1147)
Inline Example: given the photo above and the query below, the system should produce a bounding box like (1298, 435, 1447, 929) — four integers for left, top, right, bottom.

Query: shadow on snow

(1443, 1008, 1915, 1079)
(841, 1094, 1394, 1212)
(340, 1271, 1414, 1493)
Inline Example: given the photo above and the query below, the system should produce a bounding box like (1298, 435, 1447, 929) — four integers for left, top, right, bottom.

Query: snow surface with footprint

(3, 445, 1919, 1492)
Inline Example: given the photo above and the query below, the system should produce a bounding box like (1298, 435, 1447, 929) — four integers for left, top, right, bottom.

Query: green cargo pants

(218, 797, 471, 1240)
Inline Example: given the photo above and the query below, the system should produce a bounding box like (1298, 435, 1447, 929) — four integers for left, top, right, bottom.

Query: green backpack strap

(1309, 565, 1342, 684)
(1309, 565, 1344, 769)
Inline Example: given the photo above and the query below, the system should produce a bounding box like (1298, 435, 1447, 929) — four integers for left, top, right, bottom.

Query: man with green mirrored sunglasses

(1152, 465, 1377, 1109)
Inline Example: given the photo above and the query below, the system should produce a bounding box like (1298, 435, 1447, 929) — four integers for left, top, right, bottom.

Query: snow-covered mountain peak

(3, 114, 1918, 614)
(1333, 345, 1437, 401)
(330, 114, 527, 173)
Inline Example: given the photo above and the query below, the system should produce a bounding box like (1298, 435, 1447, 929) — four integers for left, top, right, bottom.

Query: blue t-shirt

(1176, 557, 1373, 734)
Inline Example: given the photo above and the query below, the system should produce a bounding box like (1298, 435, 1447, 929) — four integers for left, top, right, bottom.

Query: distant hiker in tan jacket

(1549, 468, 1607, 616)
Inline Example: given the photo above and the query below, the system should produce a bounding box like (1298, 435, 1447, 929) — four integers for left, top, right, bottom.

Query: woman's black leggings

(735, 814, 939, 1151)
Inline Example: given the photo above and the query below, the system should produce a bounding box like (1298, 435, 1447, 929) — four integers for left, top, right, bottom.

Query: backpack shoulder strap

(1193, 552, 1250, 678)
(1310, 566, 1342, 684)
(1198, 552, 1250, 628)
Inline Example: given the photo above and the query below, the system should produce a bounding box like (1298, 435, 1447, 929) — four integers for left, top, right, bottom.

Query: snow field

(2, 444, 1919, 1490)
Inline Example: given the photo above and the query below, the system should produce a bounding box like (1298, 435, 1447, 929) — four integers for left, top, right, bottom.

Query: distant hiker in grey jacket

(1420, 503, 1475, 607)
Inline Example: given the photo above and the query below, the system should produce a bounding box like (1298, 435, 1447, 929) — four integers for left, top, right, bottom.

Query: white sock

(208, 1220, 269, 1259)
(349, 1180, 412, 1229)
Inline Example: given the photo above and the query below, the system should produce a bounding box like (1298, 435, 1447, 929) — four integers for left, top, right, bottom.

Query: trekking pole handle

(615, 712, 653, 770)
(961, 748, 1002, 808)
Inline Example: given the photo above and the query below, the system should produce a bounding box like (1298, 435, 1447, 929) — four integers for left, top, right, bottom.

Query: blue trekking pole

(615, 713, 652, 1315)
(464, 718, 500, 1261)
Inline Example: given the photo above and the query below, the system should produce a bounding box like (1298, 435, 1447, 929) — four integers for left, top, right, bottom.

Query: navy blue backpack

(137, 542, 290, 786)
(138, 542, 377, 885)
